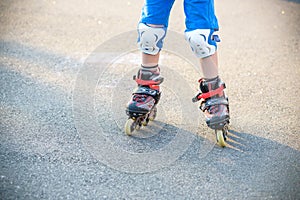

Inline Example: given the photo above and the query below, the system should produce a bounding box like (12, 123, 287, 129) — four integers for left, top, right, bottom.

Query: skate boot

(125, 65, 164, 135)
(192, 76, 230, 147)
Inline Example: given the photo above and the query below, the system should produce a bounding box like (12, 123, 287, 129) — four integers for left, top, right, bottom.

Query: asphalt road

(1, 0, 300, 199)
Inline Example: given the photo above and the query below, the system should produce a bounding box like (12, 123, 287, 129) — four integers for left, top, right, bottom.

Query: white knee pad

(138, 23, 166, 55)
(185, 29, 217, 58)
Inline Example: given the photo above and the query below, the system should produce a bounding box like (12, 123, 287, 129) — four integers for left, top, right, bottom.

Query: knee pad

(185, 29, 218, 58)
(137, 23, 167, 55)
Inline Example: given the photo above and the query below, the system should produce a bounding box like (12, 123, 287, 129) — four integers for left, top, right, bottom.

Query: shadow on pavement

(282, 0, 300, 3)
(0, 39, 87, 163)
(193, 128, 300, 198)
(0, 40, 82, 70)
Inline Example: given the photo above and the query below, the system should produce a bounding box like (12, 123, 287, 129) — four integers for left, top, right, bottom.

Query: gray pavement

(1, 0, 300, 199)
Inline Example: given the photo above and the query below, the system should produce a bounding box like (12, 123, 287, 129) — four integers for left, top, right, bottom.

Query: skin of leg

(200, 52, 219, 79)
(141, 24, 164, 67)
(142, 53, 160, 67)
(143, 41, 219, 74)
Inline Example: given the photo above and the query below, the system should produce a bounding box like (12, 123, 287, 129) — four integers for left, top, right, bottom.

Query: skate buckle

(192, 84, 225, 102)
(135, 78, 161, 90)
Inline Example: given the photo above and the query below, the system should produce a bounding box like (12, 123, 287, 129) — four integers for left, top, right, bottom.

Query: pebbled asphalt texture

(1, 0, 300, 199)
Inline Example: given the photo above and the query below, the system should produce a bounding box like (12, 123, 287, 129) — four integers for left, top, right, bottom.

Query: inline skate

(125, 65, 163, 135)
(192, 76, 230, 147)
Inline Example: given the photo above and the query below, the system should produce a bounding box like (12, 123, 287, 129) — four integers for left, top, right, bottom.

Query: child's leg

(142, 53, 160, 67)
(139, 0, 175, 67)
(125, 0, 174, 123)
(141, 24, 164, 67)
(200, 52, 218, 79)
(184, 0, 219, 79)
(184, 0, 229, 130)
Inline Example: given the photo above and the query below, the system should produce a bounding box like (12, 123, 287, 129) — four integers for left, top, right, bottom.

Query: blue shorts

(140, 0, 219, 31)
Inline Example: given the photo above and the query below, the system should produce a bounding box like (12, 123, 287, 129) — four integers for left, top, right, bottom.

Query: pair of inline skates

(125, 65, 230, 147)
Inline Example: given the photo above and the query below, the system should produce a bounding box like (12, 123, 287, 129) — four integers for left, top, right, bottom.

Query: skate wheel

(148, 107, 157, 121)
(136, 124, 141, 130)
(142, 117, 149, 126)
(125, 119, 136, 135)
(142, 120, 148, 126)
(215, 129, 226, 147)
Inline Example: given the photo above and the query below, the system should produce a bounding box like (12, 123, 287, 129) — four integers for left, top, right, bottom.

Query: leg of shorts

(184, 0, 219, 31)
(140, 0, 175, 27)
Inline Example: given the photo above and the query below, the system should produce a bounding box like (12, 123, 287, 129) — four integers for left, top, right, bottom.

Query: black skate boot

(125, 65, 163, 135)
(192, 77, 230, 146)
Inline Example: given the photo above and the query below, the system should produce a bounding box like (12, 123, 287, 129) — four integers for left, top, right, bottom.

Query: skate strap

(133, 86, 159, 97)
(134, 76, 162, 90)
(200, 98, 229, 111)
(192, 84, 225, 102)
